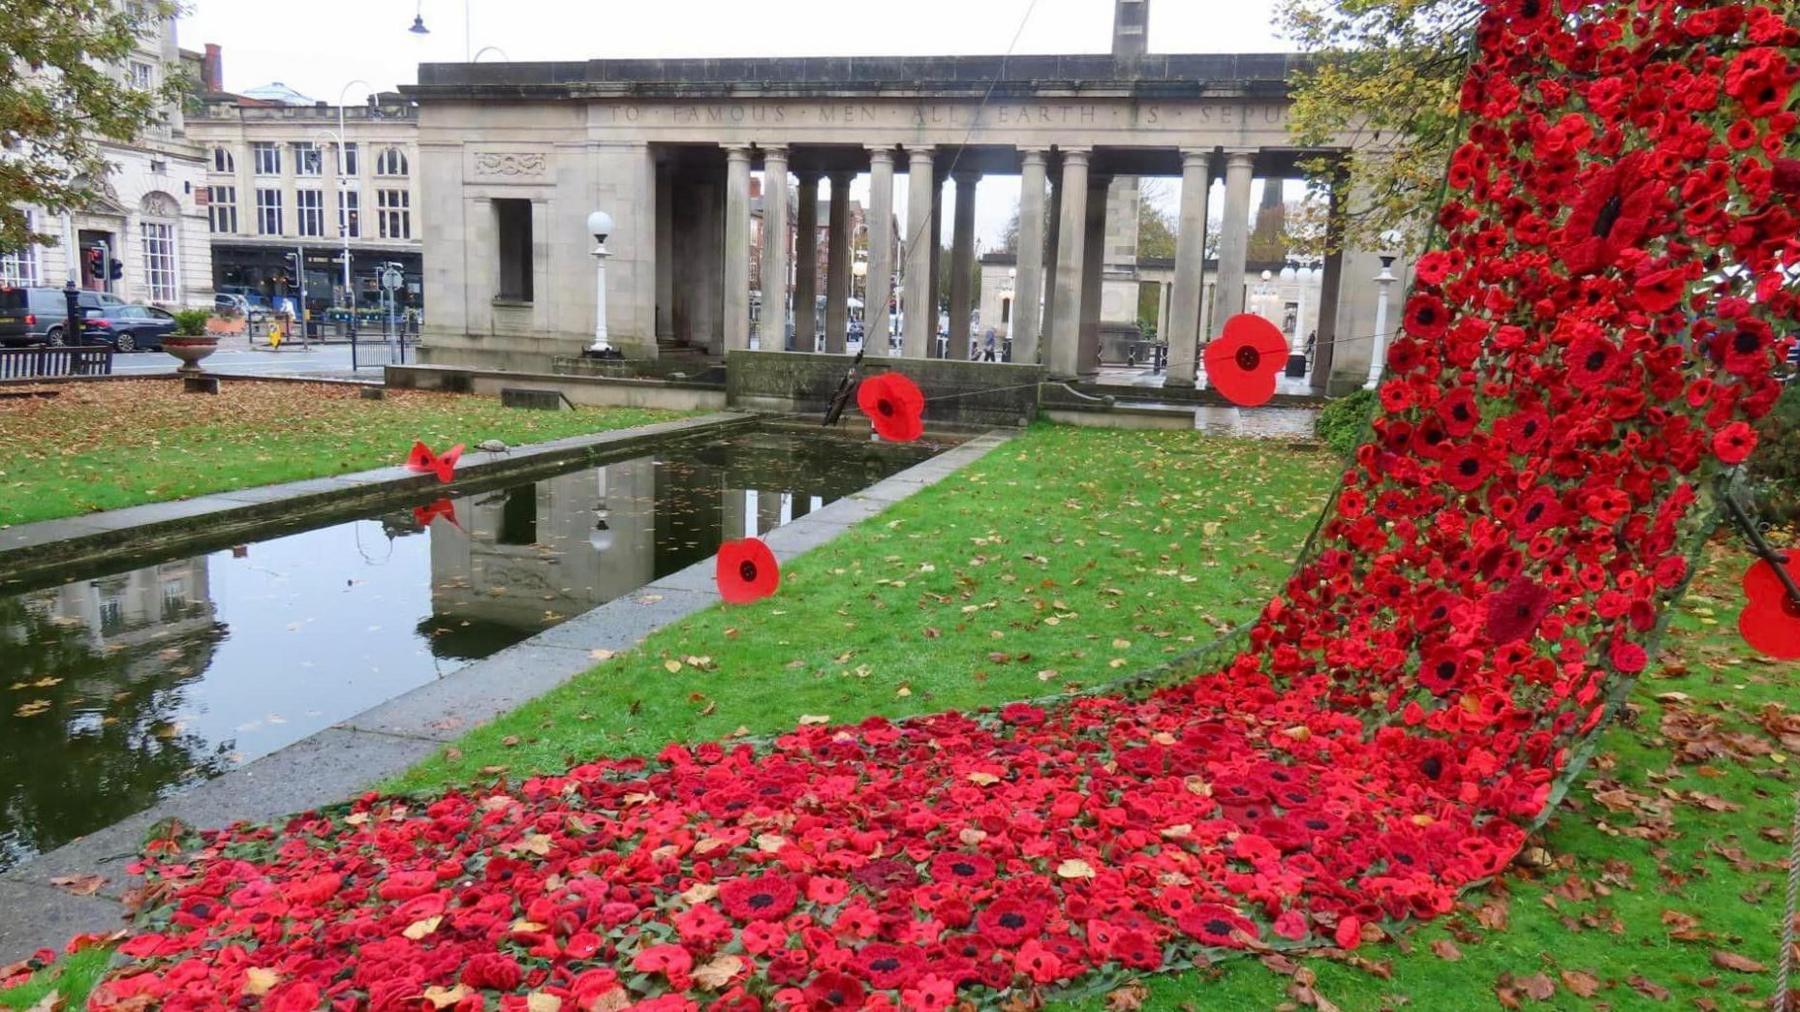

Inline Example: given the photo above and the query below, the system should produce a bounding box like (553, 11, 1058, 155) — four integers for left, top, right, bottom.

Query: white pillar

(760, 147, 790, 352)
(1013, 149, 1048, 366)
(794, 171, 820, 349)
(1167, 150, 1212, 387)
(723, 145, 754, 352)
(903, 148, 935, 359)
(1047, 148, 1091, 380)
(1214, 149, 1256, 324)
(825, 170, 853, 354)
(1365, 256, 1399, 389)
(865, 147, 896, 352)
(949, 169, 979, 355)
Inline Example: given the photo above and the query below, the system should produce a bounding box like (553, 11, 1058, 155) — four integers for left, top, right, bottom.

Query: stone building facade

(184, 59, 423, 319)
(2, 18, 212, 309)
(403, 6, 1402, 393)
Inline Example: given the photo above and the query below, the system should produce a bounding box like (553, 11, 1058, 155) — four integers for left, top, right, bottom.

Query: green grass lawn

(0, 379, 689, 527)
(5, 424, 1791, 1010)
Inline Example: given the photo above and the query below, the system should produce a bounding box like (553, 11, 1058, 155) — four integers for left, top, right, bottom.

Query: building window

(256, 188, 283, 234)
(141, 222, 177, 303)
(251, 142, 281, 175)
(297, 189, 324, 237)
(208, 186, 237, 233)
(338, 142, 358, 176)
(0, 213, 37, 285)
(129, 60, 155, 91)
(339, 190, 360, 238)
(211, 147, 235, 173)
(375, 147, 408, 176)
(294, 143, 323, 177)
(377, 188, 410, 239)
(495, 198, 533, 302)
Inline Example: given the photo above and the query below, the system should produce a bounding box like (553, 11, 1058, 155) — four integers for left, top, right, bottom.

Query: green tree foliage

(1276, 0, 1482, 254)
(0, 0, 184, 252)
(1137, 180, 1177, 261)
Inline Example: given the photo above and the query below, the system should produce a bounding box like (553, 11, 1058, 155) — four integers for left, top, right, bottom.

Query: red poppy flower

(1740, 554, 1800, 659)
(928, 851, 996, 886)
(857, 372, 926, 442)
(1486, 577, 1552, 645)
(405, 441, 465, 484)
(851, 943, 926, 990)
(716, 537, 780, 603)
(1555, 153, 1661, 275)
(1177, 904, 1259, 948)
(975, 898, 1044, 947)
(1712, 421, 1757, 465)
(1402, 294, 1451, 342)
(1203, 314, 1289, 407)
(1633, 267, 1687, 313)
(1566, 334, 1623, 390)
(802, 971, 867, 1009)
(719, 875, 798, 922)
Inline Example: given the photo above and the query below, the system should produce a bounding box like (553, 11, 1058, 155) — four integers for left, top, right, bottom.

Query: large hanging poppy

(405, 441, 464, 484)
(1739, 553, 1800, 659)
(857, 371, 926, 442)
(716, 537, 780, 604)
(1203, 314, 1289, 407)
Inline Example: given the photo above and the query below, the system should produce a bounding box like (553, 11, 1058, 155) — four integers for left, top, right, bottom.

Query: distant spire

(1113, 0, 1148, 60)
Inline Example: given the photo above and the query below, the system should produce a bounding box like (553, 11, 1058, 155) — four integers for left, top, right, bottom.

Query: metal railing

(0, 345, 114, 380)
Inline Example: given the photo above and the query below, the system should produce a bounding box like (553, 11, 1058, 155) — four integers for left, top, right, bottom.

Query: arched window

(212, 147, 235, 173)
(139, 192, 180, 303)
(375, 147, 409, 176)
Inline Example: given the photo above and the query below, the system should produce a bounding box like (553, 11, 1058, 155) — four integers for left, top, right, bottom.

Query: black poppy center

(739, 560, 759, 583)
(1592, 193, 1624, 238)
(1304, 818, 1329, 830)
(1452, 403, 1471, 421)
(825, 989, 847, 1004)
(1416, 306, 1438, 325)
(877, 398, 895, 417)
(951, 861, 977, 877)
(958, 943, 980, 957)
(748, 892, 775, 909)
(1733, 330, 1760, 354)
(1421, 755, 1444, 779)
(1234, 345, 1262, 372)
(1203, 918, 1233, 936)
(1435, 660, 1457, 681)
(999, 912, 1026, 929)
(1521, 0, 1541, 16)
(871, 957, 900, 972)
(1394, 851, 1416, 865)
(1514, 603, 1534, 620)
(1524, 502, 1545, 523)
(1522, 419, 1540, 437)
(1458, 458, 1481, 476)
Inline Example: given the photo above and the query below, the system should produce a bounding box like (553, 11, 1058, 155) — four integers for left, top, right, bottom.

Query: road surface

(107, 342, 393, 379)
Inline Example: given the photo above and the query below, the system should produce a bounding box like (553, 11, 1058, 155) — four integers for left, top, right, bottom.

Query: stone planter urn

(163, 334, 220, 376)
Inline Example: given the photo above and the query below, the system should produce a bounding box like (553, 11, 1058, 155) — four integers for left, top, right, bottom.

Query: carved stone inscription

(597, 101, 1290, 135)
(473, 152, 548, 177)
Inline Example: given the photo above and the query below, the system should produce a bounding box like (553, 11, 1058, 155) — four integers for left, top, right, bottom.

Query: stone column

(949, 169, 979, 356)
(1078, 172, 1107, 379)
(825, 170, 853, 354)
(1214, 149, 1256, 324)
(1167, 149, 1212, 387)
(1042, 168, 1062, 352)
(1046, 148, 1090, 380)
(723, 145, 754, 352)
(1013, 149, 1048, 366)
(928, 174, 943, 356)
(794, 171, 820, 350)
(759, 147, 790, 353)
(902, 148, 934, 358)
(655, 161, 674, 341)
(1155, 282, 1170, 349)
(865, 148, 896, 350)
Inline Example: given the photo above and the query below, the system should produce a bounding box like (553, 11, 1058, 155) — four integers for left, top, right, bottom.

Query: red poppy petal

(1740, 557, 1800, 659)
(858, 372, 927, 442)
(716, 538, 780, 604)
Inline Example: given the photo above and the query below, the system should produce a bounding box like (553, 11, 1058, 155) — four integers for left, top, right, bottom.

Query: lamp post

(584, 210, 622, 359)
(408, 0, 472, 61)
(1365, 249, 1400, 390)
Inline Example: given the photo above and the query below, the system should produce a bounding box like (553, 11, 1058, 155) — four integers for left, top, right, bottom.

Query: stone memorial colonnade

(406, 53, 1390, 390)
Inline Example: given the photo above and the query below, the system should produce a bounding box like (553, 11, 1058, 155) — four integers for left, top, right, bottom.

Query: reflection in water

(0, 430, 945, 870)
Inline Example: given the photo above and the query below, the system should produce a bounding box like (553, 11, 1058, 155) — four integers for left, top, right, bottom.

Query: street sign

(382, 268, 403, 290)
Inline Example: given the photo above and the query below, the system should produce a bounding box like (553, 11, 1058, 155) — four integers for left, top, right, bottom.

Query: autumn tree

(1136, 179, 1177, 261)
(1276, 0, 1482, 254)
(0, 0, 184, 252)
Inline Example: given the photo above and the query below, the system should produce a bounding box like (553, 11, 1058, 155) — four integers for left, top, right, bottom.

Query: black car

(0, 287, 128, 346)
(80, 304, 177, 352)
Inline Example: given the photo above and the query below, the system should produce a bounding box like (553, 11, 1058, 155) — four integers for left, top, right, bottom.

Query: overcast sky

(178, 0, 1295, 245)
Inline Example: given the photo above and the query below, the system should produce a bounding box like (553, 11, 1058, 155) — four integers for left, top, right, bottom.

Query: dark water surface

(0, 428, 948, 870)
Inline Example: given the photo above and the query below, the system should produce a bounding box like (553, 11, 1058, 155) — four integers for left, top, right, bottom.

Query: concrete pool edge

(0, 411, 761, 591)
(0, 428, 1015, 961)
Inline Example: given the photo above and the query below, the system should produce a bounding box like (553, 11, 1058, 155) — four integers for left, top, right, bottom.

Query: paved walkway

(0, 429, 1013, 962)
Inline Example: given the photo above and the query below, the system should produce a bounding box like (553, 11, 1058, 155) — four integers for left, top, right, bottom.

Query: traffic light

(85, 248, 103, 277)
(109, 258, 123, 281)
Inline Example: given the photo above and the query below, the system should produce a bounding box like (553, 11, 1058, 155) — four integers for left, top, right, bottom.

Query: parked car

(0, 287, 26, 345)
(80, 303, 178, 352)
(0, 287, 129, 346)
(213, 292, 268, 322)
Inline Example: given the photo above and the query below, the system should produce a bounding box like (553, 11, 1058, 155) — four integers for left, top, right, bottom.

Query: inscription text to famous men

(600, 102, 1289, 132)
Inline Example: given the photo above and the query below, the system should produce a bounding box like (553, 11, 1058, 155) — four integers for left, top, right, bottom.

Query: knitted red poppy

(715, 537, 780, 604)
(856, 371, 926, 442)
(1202, 314, 1289, 406)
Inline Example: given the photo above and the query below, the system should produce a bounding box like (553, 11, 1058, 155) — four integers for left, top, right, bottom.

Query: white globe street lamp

(584, 210, 622, 359)
(1364, 231, 1403, 390)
